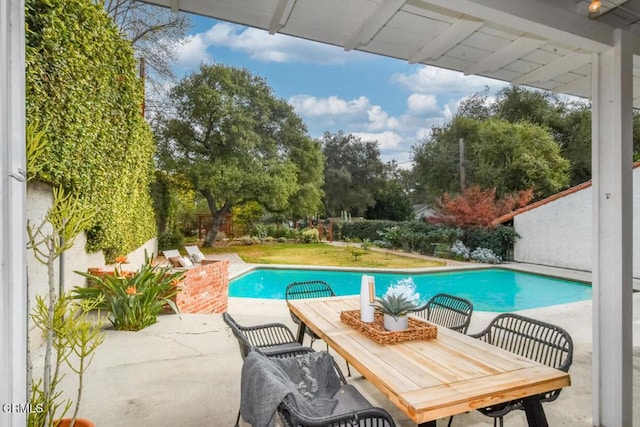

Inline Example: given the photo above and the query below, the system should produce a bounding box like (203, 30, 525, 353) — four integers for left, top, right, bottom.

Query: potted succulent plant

(373, 278, 422, 331)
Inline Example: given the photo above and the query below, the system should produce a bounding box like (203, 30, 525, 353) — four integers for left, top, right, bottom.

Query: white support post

(0, 0, 27, 426)
(591, 28, 634, 427)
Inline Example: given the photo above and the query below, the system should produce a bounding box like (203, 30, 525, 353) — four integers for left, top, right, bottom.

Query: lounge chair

(469, 313, 574, 427)
(413, 293, 474, 334)
(183, 245, 206, 263)
(161, 249, 193, 268)
(161, 249, 181, 259)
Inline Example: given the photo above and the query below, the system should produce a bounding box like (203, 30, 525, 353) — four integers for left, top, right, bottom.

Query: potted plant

(373, 278, 422, 331)
(74, 253, 184, 331)
(29, 294, 104, 427)
(27, 186, 104, 427)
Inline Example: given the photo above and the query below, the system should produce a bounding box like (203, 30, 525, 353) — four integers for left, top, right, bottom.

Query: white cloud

(407, 93, 439, 115)
(177, 22, 366, 66)
(352, 131, 403, 150)
(288, 92, 453, 164)
(391, 66, 506, 95)
(289, 94, 407, 134)
(367, 106, 400, 131)
(176, 34, 214, 68)
(415, 127, 432, 141)
(289, 95, 369, 118)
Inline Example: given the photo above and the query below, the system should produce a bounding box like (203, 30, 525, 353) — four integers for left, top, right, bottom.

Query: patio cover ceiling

(142, 0, 640, 106)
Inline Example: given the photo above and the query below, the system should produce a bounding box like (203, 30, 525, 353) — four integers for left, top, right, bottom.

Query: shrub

(301, 228, 320, 243)
(158, 231, 184, 251)
(251, 224, 268, 240)
(338, 220, 399, 241)
(450, 240, 470, 260)
(470, 247, 502, 264)
(74, 255, 184, 331)
(463, 226, 518, 259)
(378, 223, 462, 255)
(277, 237, 288, 243)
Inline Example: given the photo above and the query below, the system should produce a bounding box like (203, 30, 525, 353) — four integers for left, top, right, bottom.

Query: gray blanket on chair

(240, 351, 341, 427)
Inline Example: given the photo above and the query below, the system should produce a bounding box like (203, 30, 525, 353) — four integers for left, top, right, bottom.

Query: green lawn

(200, 243, 444, 268)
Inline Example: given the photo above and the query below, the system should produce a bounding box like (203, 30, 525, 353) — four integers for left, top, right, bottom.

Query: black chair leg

(234, 408, 241, 427)
(447, 415, 454, 427)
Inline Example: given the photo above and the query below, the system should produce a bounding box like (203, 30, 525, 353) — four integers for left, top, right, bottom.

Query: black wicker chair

(278, 393, 396, 427)
(242, 350, 396, 427)
(223, 311, 302, 359)
(223, 312, 308, 427)
(413, 293, 474, 334)
(468, 313, 574, 427)
(285, 280, 336, 346)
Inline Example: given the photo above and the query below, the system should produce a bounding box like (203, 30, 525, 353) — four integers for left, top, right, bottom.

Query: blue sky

(173, 15, 508, 165)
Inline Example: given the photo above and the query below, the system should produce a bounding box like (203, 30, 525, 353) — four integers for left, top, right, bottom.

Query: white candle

(360, 275, 375, 322)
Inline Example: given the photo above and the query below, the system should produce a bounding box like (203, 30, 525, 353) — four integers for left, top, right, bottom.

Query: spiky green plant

(373, 294, 420, 320)
(74, 253, 184, 331)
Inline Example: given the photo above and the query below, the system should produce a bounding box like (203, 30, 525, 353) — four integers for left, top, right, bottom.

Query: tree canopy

(412, 117, 570, 200)
(155, 64, 323, 246)
(99, 0, 192, 118)
(321, 132, 384, 217)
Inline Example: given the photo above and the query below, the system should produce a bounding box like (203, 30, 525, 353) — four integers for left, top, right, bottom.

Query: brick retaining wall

(176, 260, 230, 314)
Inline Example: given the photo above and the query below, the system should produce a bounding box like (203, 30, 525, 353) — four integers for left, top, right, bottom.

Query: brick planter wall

(175, 260, 229, 314)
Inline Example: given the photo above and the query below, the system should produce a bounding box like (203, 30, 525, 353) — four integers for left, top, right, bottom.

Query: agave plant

(373, 278, 422, 320)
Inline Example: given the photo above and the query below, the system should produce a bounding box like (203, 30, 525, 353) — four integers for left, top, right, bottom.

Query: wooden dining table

(287, 296, 571, 427)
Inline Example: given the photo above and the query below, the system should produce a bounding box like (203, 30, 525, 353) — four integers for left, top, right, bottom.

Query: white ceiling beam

(408, 18, 483, 63)
(551, 75, 591, 97)
(511, 51, 592, 85)
(170, 0, 179, 13)
(269, 0, 297, 35)
(344, 0, 406, 51)
(464, 36, 546, 75)
(413, 0, 616, 53)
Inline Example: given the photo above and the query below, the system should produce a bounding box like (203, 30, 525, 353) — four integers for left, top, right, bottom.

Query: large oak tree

(321, 132, 384, 217)
(412, 117, 570, 201)
(155, 64, 323, 246)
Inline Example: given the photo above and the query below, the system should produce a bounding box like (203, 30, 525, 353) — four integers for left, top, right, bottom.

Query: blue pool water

(229, 268, 591, 312)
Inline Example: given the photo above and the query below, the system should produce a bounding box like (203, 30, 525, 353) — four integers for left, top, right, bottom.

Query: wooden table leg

(522, 396, 549, 427)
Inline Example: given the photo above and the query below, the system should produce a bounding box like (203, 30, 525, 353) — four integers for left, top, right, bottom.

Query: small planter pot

(54, 418, 96, 427)
(383, 314, 408, 331)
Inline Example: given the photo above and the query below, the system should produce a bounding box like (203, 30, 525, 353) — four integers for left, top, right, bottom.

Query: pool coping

(229, 262, 491, 280)
(229, 261, 595, 283)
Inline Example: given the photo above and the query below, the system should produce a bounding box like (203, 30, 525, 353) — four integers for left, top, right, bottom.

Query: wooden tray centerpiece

(340, 309, 437, 344)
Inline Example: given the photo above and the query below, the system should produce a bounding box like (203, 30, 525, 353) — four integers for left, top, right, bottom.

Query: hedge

(26, 0, 156, 261)
(336, 219, 517, 259)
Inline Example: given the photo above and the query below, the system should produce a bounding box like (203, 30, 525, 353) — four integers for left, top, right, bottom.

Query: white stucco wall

(513, 167, 639, 277)
(27, 182, 158, 344)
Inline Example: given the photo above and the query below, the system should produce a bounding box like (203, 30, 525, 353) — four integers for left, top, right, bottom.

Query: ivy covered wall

(25, 0, 156, 261)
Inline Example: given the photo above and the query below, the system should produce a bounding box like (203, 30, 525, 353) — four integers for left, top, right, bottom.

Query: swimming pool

(229, 267, 591, 312)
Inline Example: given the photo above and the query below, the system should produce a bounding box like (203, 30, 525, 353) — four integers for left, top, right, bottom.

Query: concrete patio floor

(46, 283, 640, 427)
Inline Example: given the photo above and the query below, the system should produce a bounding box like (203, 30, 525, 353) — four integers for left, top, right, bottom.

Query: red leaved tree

(428, 186, 533, 228)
